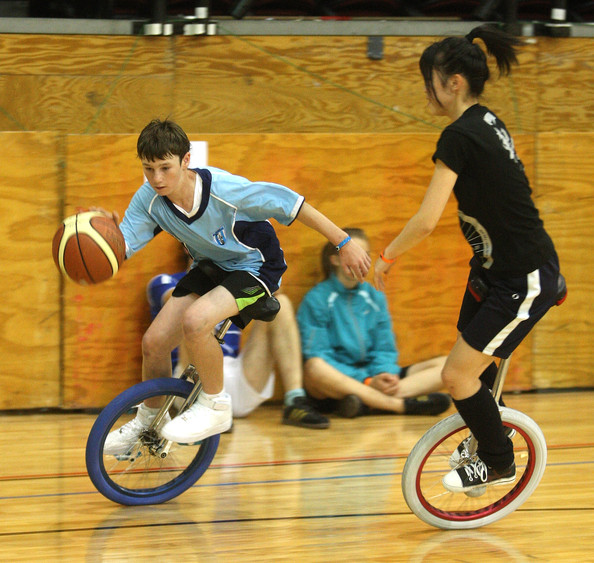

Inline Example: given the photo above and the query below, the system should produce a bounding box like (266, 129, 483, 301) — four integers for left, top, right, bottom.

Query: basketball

(52, 211, 126, 285)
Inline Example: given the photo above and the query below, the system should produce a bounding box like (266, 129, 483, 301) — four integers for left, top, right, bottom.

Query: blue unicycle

(86, 260, 281, 505)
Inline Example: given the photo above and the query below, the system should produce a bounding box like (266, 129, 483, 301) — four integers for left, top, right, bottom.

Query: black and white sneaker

(449, 427, 516, 469)
(442, 457, 516, 493)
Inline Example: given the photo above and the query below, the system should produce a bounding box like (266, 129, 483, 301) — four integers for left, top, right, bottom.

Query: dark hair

(321, 227, 368, 279)
(420, 24, 522, 103)
(137, 119, 191, 163)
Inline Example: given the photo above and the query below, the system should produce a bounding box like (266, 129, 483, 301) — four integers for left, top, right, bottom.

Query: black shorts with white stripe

(457, 254, 561, 358)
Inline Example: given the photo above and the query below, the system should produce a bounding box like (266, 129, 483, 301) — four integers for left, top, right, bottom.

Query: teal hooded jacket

(297, 274, 401, 382)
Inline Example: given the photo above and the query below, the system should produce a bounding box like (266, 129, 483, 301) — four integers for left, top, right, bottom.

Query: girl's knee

(303, 357, 325, 377)
(441, 364, 459, 392)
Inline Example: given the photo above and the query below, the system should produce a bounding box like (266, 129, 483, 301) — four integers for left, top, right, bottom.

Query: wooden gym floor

(1, 390, 593, 561)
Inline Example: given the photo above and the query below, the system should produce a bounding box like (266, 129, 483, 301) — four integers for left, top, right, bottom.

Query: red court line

(0, 441, 592, 482)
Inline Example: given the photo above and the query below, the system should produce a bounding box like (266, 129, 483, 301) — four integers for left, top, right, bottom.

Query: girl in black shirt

(374, 25, 561, 493)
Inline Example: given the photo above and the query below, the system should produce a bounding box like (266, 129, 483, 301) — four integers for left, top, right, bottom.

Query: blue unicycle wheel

(86, 377, 219, 505)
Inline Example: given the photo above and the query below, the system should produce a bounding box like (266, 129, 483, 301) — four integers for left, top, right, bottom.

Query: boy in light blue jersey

(104, 119, 369, 454)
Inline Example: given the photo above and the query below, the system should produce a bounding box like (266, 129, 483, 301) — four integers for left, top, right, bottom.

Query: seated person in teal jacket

(297, 228, 451, 418)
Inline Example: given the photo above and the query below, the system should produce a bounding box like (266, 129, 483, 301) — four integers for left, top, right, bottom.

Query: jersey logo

(484, 112, 520, 165)
(212, 227, 226, 245)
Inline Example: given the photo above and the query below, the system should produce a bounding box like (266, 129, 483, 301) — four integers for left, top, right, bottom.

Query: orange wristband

(364, 377, 373, 385)
(380, 251, 396, 264)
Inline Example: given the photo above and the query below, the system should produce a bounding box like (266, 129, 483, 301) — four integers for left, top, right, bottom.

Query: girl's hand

(374, 256, 393, 291)
(339, 240, 372, 282)
(371, 373, 400, 395)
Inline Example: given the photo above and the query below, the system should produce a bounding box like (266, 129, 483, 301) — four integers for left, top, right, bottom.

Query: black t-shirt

(433, 104, 555, 276)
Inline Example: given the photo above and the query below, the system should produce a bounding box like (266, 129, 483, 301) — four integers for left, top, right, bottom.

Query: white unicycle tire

(402, 407, 547, 529)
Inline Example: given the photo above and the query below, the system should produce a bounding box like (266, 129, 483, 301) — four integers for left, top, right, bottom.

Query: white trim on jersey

(483, 269, 541, 355)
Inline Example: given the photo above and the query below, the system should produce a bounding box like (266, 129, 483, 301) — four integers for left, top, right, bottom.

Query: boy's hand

(86, 206, 121, 225)
(339, 240, 371, 282)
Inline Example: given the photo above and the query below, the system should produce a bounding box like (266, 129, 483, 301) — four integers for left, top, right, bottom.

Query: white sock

(201, 391, 222, 400)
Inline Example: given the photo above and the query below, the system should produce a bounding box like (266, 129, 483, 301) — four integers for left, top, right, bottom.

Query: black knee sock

(453, 382, 514, 470)
(480, 362, 506, 407)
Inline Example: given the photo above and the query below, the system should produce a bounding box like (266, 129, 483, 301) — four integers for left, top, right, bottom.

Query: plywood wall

(0, 35, 592, 135)
(0, 33, 592, 408)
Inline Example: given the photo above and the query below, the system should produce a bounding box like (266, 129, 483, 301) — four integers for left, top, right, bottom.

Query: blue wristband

(335, 235, 351, 252)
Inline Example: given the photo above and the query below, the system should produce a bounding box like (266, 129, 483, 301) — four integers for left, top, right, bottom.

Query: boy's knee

(142, 329, 164, 357)
(181, 310, 212, 340)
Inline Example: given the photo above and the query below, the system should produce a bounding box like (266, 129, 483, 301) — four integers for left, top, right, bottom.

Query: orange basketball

(52, 211, 126, 285)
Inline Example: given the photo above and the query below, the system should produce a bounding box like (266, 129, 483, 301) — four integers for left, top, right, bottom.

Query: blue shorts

(458, 255, 561, 359)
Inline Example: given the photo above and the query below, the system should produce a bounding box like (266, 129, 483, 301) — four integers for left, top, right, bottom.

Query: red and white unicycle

(401, 275, 567, 529)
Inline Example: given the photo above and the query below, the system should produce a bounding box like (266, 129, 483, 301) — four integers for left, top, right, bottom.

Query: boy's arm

(296, 202, 371, 282)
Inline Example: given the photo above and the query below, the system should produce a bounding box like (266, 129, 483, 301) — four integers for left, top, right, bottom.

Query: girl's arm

(296, 202, 371, 282)
(374, 160, 458, 290)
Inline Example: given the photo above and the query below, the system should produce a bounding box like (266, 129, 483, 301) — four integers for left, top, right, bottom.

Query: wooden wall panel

(532, 133, 594, 388)
(62, 135, 187, 408)
(0, 35, 174, 133)
(174, 36, 440, 134)
(535, 39, 594, 134)
(0, 34, 591, 135)
(174, 35, 540, 135)
(0, 133, 61, 408)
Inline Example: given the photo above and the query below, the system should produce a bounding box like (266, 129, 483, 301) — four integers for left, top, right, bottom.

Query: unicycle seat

(556, 273, 567, 306)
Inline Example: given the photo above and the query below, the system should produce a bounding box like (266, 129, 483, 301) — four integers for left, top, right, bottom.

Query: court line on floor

(1, 441, 592, 483)
(1, 504, 593, 539)
(0, 458, 592, 502)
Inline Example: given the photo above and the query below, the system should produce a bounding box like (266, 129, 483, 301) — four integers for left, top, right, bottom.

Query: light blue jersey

(119, 166, 304, 290)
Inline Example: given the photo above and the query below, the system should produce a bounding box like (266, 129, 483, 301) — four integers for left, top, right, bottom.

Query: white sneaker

(160, 392, 232, 445)
(103, 403, 171, 456)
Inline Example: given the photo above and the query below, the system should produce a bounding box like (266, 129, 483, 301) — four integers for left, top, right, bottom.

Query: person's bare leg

(141, 293, 196, 407)
(160, 286, 239, 444)
(240, 320, 275, 393)
(393, 356, 447, 399)
(267, 294, 303, 393)
(303, 357, 407, 413)
(242, 294, 304, 394)
(442, 337, 492, 400)
(181, 286, 239, 394)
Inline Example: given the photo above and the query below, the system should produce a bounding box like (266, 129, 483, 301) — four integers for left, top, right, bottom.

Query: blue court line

(0, 458, 592, 502)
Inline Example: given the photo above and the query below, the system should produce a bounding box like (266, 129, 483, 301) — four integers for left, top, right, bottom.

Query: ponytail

(421, 24, 523, 99)
(466, 24, 522, 76)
